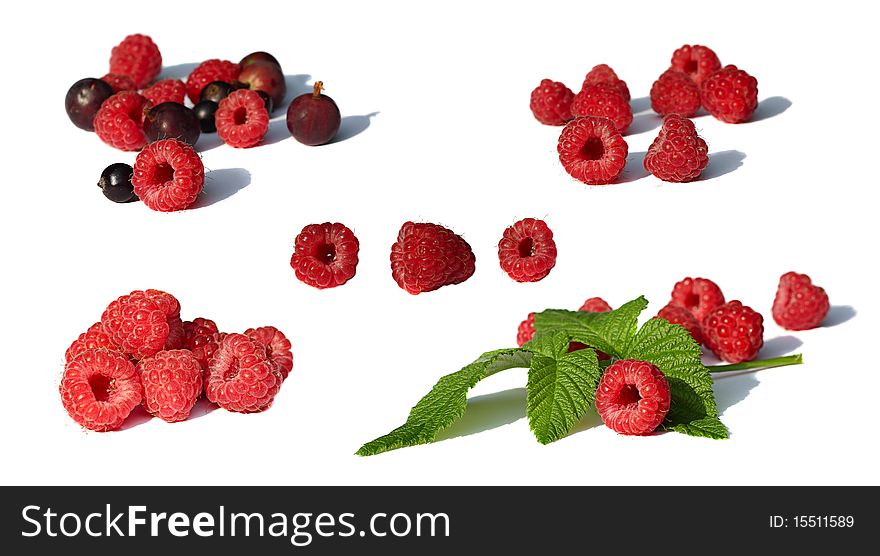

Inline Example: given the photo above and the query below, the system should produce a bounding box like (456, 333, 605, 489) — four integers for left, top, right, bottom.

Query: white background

(1, 1, 877, 486)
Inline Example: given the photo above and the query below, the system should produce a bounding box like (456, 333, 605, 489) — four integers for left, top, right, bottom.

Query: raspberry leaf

(533, 296, 648, 358)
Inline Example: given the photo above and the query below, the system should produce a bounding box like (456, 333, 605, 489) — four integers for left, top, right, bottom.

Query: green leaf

(533, 296, 648, 358)
(356, 348, 533, 456)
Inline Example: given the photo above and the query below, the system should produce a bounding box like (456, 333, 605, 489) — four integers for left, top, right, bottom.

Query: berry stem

(313, 81, 324, 98)
(708, 353, 803, 373)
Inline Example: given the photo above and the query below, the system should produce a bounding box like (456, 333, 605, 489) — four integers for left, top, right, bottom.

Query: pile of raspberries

(60, 289, 292, 432)
(530, 44, 759, 185)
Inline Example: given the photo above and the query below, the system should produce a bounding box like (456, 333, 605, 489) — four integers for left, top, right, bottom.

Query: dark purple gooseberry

(286, 81, 341, 146)
(143, 102, 200, 145)
(65, 78, 114, 131)
(240, 51, 281, 70)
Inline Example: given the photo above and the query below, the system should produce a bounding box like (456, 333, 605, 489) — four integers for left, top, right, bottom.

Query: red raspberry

(570, 84, 632, 133)
(100, 289, 185, 360)
(701, 65, 759, 124)
(655, 304, 703, 345)
(497, 218, 557, 282)
(93, 91, 149, 151)
(670, 44, 721, 86)
(529, 79, 574, 126)
(65, 322, 124, 363)
(142, 79, 186, 106)
(100, 73, 137, 93)
(185, 59, 240, 104)
(108, 34, 162, 89)
(131, 139, 204, 212)
(772, 272, 830, 330)
(668, 277, 725, 322)
(516, 313, 536, 347)
(650, 70, 701, 117)
(557, 116, 628, 185)
(244, 326, 294, 380)
(215, 89, 270, 148)
(60, 349, 143, 432)
(579, 297, 612, 313)
(644, 114, 709, 182)
(290, 222, 359, 289)
(137, 350, 202, 422)
(182, 318, 222, 375)
(581, 64, 630, 101)
(595, 359, 670, 435)
(206, 333, 283, 413)
(702, 301, 764, 363)
(390, 222, 476, 294)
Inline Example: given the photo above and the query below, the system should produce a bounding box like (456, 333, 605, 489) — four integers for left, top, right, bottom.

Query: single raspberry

(137, 350, 202, 422)
(655, 304, 703, 345)
(595, 359, 670, 436)
(670, 44, 721, 86)
(215, 89, 270, 148)
(185, 59, 240, 104)
(650, 70, 701, 117)
(65, 322, 125, 363)
(529, 79, 574, 126)
(100, 73, 137, 93)
(570, 84, 632, 132)
(182, 318, 222, 376)
(669, 277, 725, 322)
(205, 333, 283, 413)
(497, 218, 557, 282)
(772, 272, 830, 330)
(290, 222, 359, 289)
(579, 297, 612, 313)
(581, 64, 630, 101)
(390, 222, 476, 294)
(108, 34, 162, 89)
(702, 301, 764, 363)
(100, 289, 184, 360)
(142, 79, 186, 106)
(244, 326, 294, 380)
(93, 91, 149, 151)
(644, 114, 709, 182)
(131, 139, 204, 212)
(557, 116, 628, 185)
(517, 313, 536, 347)
(60, 349, 143, 432)
(701, 65, 759, 124)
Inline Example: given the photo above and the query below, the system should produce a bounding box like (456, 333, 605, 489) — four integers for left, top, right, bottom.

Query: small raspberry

(595, 359, 670, 435)
(290, 222, 359, 289)
(93, 91, 149, 151)
(669, 277, 725, 322)
(60, 349, 143, 432)
(581, 64, 630, 101)
(215, 89, 270, 148)
(100, 73, 137, 93)
(772, 272, 830, 330)
(702, 301, 764, 363)
(142, 79, 186, 106)
(570, 84, 632, 132)
(185, 59, 240, 104)
(244, 326, 294, 380)
(557, 116, 628, 185)
(644, 114, 709, 182)
(100, 289, 185, 360)
(497, 218, 557, 282)
(701, 65, 759, 124)
(137, 350, 202, 422)
(579, 297, 612, 313)
(206, 333, 283, 413)
(529, 79, 574, 126)
(65, 322, 125, 363)
(650, 70, 701, 117)
(131, 139, 204, 212)
(655, 304, 703, 345)
(670, 44, 721, 86)
(182, 318, 222, 375)
(390, 222, 476, 294)
(108, 34, 162, 89)
(517, 313, 536, 347)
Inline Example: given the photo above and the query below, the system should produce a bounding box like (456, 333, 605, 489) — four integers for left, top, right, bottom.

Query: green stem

(708, 353, 803, 373)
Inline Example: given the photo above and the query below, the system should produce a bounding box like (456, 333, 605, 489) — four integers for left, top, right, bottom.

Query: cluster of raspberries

(530, 44, 759, 185)
(59, 289, 292, 432)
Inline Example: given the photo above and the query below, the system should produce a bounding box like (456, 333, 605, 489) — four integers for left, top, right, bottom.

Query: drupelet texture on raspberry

(137, 349, 203, 423)
(517, 313, 536, 347)
(595, 359, 670, 436)
(65, 322, 125, 363)
(655, 304, 703, 345)
(109, 34, 162, 89)
(244, 326, 294, 380)
(290, 222, 359, 289)
(558, 116, 628, 185)
(702, 301, 764, 363)
(390, 222, 476, 294)
(529, 79, 575, 126)
(650, 70, 701, 117)
(581, 64, 630, 101)
(206, 333, 283, 413)
(579, 297, 612, 313)
(215, 89, 270, 148)
(93, 91, 149, 151)
(668, 277, 725, 322)
(142, 79, 187, 106)
(186, 59, 240, 104)
(701, 65, 759, 123)
(60, 349, 143, 432)
(498, 218, 557, 282)
(570, 84, 632, 133)
(100, 289, 184, 360)
(100, 73, 137, 93)
(772, 272, 830, 330)
(644, 114, 709, 182)
(182, 318, 222, 377)
(670, 44, 721, 86)
(131, 139, 204, 212)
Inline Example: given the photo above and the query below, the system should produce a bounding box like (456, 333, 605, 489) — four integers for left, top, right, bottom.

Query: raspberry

(215, 89, 270, 148)
(290, 222, 359, 289)
(100, 289, 185, 360)
(108, 34, 162, 89)
(60, 350, 143, 432)
(570, 84, 632, 132)
(655, 304, 703, 345)
(390, 222, 476, 294)
(142, 79, 186, 106)
(185, 59, 240, 104)
(644, 114, 709, 182)
(100, 73, 137, 93)
(131, 139, 204, 212)
(668, 277, 725, 322)
(772, 272, 830, 330)
(702, 301, 764, 363)
(579, 297, 612, 313)
(516, 313, 536, 347)
(93, 91, 149, 151)
(670, 44, 721, 86)
(650, 70, 701, 117)
(557, 116, 628, 185)
(581, 64, 630, 101)
(182, 318, 222, 375)
(205, 333, 283, 413)
(701, 65, 759, 124)
(244, 326, 294, 379)
(137, 350, 202, 422)
(65, 322, 124, 363)
(595, 359, 670, 436)
(529, 79, 574, 126)
(497, 218, 557, 282)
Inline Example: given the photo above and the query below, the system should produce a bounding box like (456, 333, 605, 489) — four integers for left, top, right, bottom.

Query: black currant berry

(98, 163, 138, 203)
(65, 78, 114, 131)
(143, 102, 201, 145)
(256, 90, 274, 114)
(199, 81, 236, 104)
(193, 101, 219, 133)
